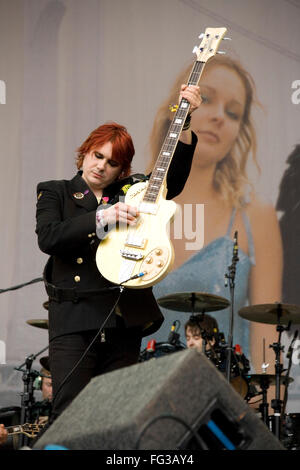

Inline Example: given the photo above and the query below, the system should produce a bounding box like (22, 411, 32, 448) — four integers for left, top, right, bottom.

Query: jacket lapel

(68, 172, 98, 211)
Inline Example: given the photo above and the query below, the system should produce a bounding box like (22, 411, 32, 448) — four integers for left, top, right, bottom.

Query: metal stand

(269, 305, 291, 440)
(257, 376, 271, 427)
(188, 293, 208, 354)
(224, 232, 239, 383)
(282, 329, 298, 417)
(15, 344, 49, 448)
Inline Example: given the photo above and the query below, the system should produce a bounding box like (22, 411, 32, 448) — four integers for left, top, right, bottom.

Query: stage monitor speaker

(34, 349, 284, 450)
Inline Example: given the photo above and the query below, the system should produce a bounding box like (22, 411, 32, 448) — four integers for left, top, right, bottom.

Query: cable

(50, 288, 124, 410)
(49, 269, 146, 409)
(0, 277, 43, 294)
(134, 413, 205, 450)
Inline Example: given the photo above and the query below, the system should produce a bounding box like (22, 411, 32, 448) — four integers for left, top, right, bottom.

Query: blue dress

(142, 208, 256, 360)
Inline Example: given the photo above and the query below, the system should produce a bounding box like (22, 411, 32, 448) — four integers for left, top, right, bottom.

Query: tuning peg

(223, 37, 232, 41)
(217, 51, 226, 55)
(198, 33, 205, 39)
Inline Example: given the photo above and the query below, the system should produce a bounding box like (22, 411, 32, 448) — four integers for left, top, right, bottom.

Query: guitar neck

(143, 60, 205, 205)
(6, 423, 43, 438)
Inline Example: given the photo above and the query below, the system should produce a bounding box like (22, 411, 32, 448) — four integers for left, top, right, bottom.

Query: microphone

(233, 231, 239, 259)
(287, 329, 298, 359)
(168, 321, 180, 345)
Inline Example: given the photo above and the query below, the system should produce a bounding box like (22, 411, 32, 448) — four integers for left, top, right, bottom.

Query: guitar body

(96, 181, 177, 288)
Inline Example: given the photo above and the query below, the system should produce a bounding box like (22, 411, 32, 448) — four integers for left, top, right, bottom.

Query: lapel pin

(73, 192, 84, 199)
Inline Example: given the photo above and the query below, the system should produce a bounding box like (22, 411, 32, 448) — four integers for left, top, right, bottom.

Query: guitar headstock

(193, 27, 228, 63)
(22, 422, 44, 438)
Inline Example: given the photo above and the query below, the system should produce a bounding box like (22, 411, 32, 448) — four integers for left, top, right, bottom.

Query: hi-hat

(247, 374, 294, 387)
(157, 292, 230, 313)
(26, 319, 49, 330)
(239, 303, 300, 325)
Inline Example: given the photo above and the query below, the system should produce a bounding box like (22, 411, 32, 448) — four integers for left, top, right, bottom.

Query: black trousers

(49, 317, 142, 421)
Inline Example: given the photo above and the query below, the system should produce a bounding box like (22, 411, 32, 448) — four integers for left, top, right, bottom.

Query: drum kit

(139, 290, 300, 449)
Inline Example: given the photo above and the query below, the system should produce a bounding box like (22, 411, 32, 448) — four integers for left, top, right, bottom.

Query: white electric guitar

(96, 27, 228, 288)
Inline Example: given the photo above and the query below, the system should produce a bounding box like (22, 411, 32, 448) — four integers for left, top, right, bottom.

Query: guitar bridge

(120, 250, 144, 261)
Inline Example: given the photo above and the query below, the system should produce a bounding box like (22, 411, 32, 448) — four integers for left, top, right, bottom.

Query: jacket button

(74, 275, 81, 282)
(76, 257, 83, 264)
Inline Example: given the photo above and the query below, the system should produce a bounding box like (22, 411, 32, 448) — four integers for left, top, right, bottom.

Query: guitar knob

(156, 260, 164, 268)
(155, 249, 162, 256)
(145, 256, 153, 264)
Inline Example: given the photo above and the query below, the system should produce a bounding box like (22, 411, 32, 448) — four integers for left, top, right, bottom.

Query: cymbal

(239, 303, 300, 325)
(247, 374, 294, 387)
(157, 292, 230, 313)
(26, 319, 49, 330)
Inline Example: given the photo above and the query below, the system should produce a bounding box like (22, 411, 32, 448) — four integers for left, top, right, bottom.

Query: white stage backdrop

(0, 0, 300, 414)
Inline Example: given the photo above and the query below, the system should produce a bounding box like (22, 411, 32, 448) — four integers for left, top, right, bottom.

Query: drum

(281, 413, 300, 450)
(205, 344, 251, 400)
(139, 341, 185, 362)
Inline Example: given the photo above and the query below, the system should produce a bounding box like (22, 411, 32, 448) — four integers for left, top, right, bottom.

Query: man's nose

(96, 159, 107, 171)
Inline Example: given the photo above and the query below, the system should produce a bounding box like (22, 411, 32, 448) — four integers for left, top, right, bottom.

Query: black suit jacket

(36, 134, 197, 340)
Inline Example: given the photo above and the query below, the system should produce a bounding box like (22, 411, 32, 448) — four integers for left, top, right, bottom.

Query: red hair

(76, 122, 135, 177)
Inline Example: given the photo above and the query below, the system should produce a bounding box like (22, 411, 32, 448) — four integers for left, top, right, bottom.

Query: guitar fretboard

(143, 60, 205, 204)
(6, 423, 42, 437)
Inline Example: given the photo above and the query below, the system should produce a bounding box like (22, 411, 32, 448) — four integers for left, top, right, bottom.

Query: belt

(44, 280, 120, 303)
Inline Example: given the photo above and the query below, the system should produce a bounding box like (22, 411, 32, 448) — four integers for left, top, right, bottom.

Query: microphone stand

(14, 344, 49, 448)
(281, 329, 298, 418)
(189, 294, 207, 353)
(269, 309, 291, 440)
(224, 232, 239, 383)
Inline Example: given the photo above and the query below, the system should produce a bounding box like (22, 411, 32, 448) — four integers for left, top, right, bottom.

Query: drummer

(185, 313, 220, 353)
(31, 356, 52, 425)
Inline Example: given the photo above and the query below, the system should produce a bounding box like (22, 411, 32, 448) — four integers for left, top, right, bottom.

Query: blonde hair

(148, 55, 260, 208)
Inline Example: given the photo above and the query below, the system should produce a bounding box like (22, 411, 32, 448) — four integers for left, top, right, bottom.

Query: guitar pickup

(125, 234, 147, 249)
(120, 250, 144, 261)
(139, 202, 158, 215)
